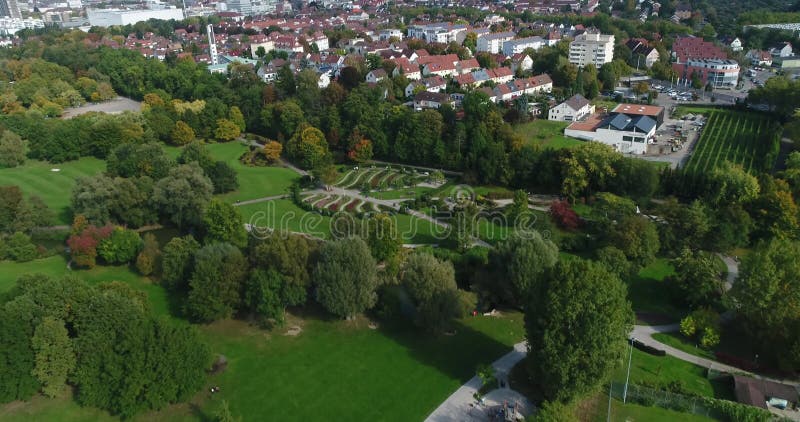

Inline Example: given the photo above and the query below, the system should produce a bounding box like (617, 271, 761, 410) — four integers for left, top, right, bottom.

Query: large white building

(476, 32, 515, 54)
(569, 33, 615, 67)
(502, 36, 545, 56)
(87, 8, 184, 27)
(407, 23, 467, 44)
(564, 104, 664, 154)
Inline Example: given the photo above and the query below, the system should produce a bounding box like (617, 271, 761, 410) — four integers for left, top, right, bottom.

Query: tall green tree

(401, 253, 461, 332)
(153, 163, 213, 229)
(313, 237, 378, 319)
(0, 130, 26, 168)
(732, 239, 800, 370)
(488, 231, 558, 307)
(202, 199, 247, 248)
(161, 235, 200, 290)
(525, 259, 632, 402)
(186, 242, 248, 322)
(31, 317, 76, 397)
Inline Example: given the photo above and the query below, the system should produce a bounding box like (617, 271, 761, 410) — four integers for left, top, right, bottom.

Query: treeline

(0, 274, 210, 418)
(0, 58, 115, 117)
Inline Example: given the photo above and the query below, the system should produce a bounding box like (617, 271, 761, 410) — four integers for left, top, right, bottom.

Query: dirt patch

(284, 325, 303, 336)
(62, 97, 142, 118)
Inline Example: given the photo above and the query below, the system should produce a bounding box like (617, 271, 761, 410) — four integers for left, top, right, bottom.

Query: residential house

(674, 3, 692, 20)
(366, 69, 387, 83)
(511, 53, 533, 72)
(413, 91, 453, 109)
(769, 42, 793, 58)
(746, 50, 773, 66)
(391, 57, 421, 80)
(626, 38, 660, 68)
(549, 94, 594, 121)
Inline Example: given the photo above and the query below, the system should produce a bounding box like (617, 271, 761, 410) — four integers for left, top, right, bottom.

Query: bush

(98, 227, 142, 265)
(4, 232, 38, 262)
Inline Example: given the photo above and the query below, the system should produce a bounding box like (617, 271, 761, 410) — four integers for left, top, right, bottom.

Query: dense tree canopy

(525, 259, 632, 402)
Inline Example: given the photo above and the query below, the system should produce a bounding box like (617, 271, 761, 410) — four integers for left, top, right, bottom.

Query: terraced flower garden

(335, 166, 431, 190)
(683, 109, 781, 174)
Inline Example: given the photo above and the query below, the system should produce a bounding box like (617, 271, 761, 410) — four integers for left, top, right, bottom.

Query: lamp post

(623, 337, 635, 404)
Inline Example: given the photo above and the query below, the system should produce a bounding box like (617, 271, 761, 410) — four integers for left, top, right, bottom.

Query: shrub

(550, 200, 580, 230)
(98, 227, 142, 265)
(4, 232, 37, 262)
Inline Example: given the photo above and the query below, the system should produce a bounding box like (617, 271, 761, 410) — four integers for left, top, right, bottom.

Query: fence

(609, 381, 716, 418)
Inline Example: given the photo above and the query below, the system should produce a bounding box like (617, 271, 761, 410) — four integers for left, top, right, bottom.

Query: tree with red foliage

(67, 223, 113, 268)
(348, 137, 373, 163)
(550, 200, 580, 231)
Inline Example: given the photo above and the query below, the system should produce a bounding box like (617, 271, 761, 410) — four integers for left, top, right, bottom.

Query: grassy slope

(0, 157, 105, 225)
(513, 120, 583, 150)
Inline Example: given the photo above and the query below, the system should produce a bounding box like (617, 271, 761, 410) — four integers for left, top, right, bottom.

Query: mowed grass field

(513, 120, 584, 150)
(0, 157, 104, 225)
(0, 256, 525, 422)
(204, 142, 299, 203)
(682, 109, 781, 174)
(0, 142, 297, 226)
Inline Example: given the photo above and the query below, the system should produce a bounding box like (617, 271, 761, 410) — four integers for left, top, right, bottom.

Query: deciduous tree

(313, 237, 378, 319)
(525, 259, 632, 402)
(31, 317, 75, 397)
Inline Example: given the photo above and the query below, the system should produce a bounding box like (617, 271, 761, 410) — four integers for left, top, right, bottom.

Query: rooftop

(611, 103, 664, 116)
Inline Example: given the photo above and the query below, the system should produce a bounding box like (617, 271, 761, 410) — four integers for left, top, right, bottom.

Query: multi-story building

(0, 0, 20, 19)
(501, 36, 545, 56)
(226, 0, 253, 15)
(674, 59, 740, 87)
(671, 36, 739, 87)
(476, 31, 515, 54)
(569, 33, 614, 67)
(406, 23, 467, 44)
(87, 8, 184, 27)
(378, 29, 403, 41)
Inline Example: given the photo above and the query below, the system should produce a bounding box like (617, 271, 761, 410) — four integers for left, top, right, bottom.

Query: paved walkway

(425, 342, 531, 422)
(232, 194, 289, 207)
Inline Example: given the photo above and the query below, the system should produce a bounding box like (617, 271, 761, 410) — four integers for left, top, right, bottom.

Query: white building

(563, 104, 664, 154)
(569, 33, 615, 67)
(378, 29, 403, 41)
(502, 36, 545, 56)
(87, 8, 184, 27)
(549, 94, 594, 121)
(477, 31, 515, 54)
(407, 23, 467, 44)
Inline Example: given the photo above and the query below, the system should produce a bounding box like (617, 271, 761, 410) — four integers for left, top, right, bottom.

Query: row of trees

(0, 274, 210, 417)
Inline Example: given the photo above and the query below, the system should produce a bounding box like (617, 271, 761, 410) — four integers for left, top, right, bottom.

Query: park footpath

(424, 342, 532, 422)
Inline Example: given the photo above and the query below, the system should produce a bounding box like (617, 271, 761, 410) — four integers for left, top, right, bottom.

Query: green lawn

(0, 256, 526, 422)
(626, 259, 686, 323)
(513, 120, 584, 150)
(0, 157, 105, 225)
(199, 312, 524, 421)
(653, 332, 716, 360)
(237, 199, 333, 239)
(611, 347, 734, 400)
(0, 255, 174, 319)
(369, 186, 434, 200)
(205, 142, 299, 203)
(603, 399, 716, 422)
